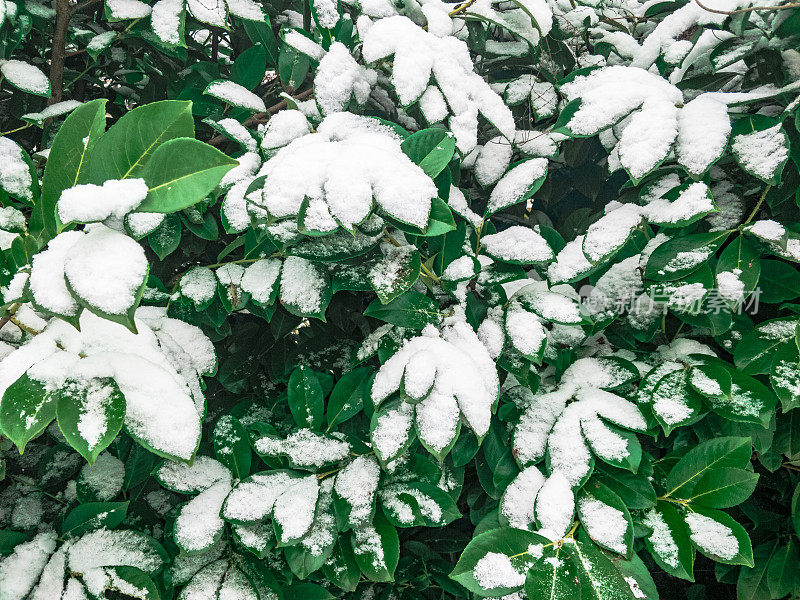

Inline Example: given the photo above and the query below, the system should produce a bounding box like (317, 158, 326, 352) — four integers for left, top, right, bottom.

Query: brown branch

(207, 88, 315, 146)
(70, 0, 102, 15)
(47, 0, 102, 106)
(211, 29, 220, 62)
(303, 0, 312, 31)
(48, 0, 72, 105)
(695, 0, 800, 15)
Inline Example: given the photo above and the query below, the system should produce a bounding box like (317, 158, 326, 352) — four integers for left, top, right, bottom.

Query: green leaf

(182, 210, 218, 241)
(213, 415, 251, 479)
(380, 482, 461, 527)
(759, 259, 800, 303)
(524, 544, 581, 600)
(88, 100, 195, 183)
(717, 369, 777, 426)
(691, 358, 777, 425)
(793, 482, 800, 540)
(715, 235, 760, 302)
(280, 258, 332, 320)
(608, 552, 660, 600)
(587, 422, 641, 473)
(148, 213, 182, 260)
(578, 480, 634, 557)
(326, 368, 371, 430)
(0, 60, 50, 97)
(34, 99, 107, 238)
(244, 19, 279, 66)
(663, 437, 752, 499)
(364, 290, 440, 329)
(451, 527, 548, 597)
(352, 509, 399, 582)
(734, 320, 796, 375)
(285, 582, 334, 600)
(368, 248, 421, 304)
(689, 361, 732, 399)
(400, 129, 456, 178)
(122, 443, 155, 492)
(644, 232, 730, 281)
(287, 365, 325, 429)
(322, 537, 361, 592)
(730, 115, 789, 186)
(571, 538, 637, 599)
(278, 45, 311, 91)
(737, 542, 774, 600)
(64, 241, 150, 334)
(650, 368, 705, 435)
(0, 374, 55, 453)
(104, 566, 161, 600)
(370, 399, 415, 465)
(231, 44, 268, 90)
(55, 377, 126, 464)
(422, 197, 457, 237)
(138, 138, 237, 212)
(766, 540, 800, 599)
(770, 345, 800, 411)
(0, 529, 28, 555)
(594, 466, 656, 510)
(684, 507, 753, 566)
(688, 467, 759, 508)
(383, 196, 456, 237)
(286, 512, 337, 577)
(643, 503, 695, 581)
(61, 501, 129, 537)
(551, 98, 584, 137)
(9, 235, 39, 271)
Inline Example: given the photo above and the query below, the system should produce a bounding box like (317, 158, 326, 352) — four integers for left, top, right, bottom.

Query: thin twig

(1, 123, 33, 136)
(207, 88, 314, 146)
(70, 0, 102, 15)
(0, 303, 21, 330)
(695, 0, 800, 15)
(448, 0, 477, 16)
(742, 185, 772, 225)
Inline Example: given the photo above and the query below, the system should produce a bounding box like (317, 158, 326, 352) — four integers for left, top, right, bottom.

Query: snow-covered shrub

(1, 0, 800, 598)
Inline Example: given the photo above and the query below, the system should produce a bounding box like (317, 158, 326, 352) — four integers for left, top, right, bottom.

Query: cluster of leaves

(1, 0, 800, 599)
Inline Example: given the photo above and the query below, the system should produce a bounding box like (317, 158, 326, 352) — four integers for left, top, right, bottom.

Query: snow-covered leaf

(730, 116, 789, 186)
(0, 60, 50, 97)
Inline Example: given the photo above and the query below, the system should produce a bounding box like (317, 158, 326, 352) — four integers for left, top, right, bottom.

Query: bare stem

(207, 89, 315, 146)
(695, 0, 800, 15)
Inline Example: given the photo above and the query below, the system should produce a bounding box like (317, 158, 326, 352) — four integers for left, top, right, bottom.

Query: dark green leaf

(364, 290, 440, 329)
(0, 374, 55, 453)
(55, 377, 126, 464)
(61, 501, 129, 537)
(138, 138, 237, 212)
(287, 365, 325, 429)
(213, 415, 251, 479)
(34, 99, 107, 237)
(401, 129, 456, 178)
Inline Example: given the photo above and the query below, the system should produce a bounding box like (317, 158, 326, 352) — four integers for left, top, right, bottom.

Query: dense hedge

(0, 0, 800, 598)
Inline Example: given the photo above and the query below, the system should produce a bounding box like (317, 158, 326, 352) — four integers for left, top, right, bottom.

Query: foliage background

(0, 0, 800, 599)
